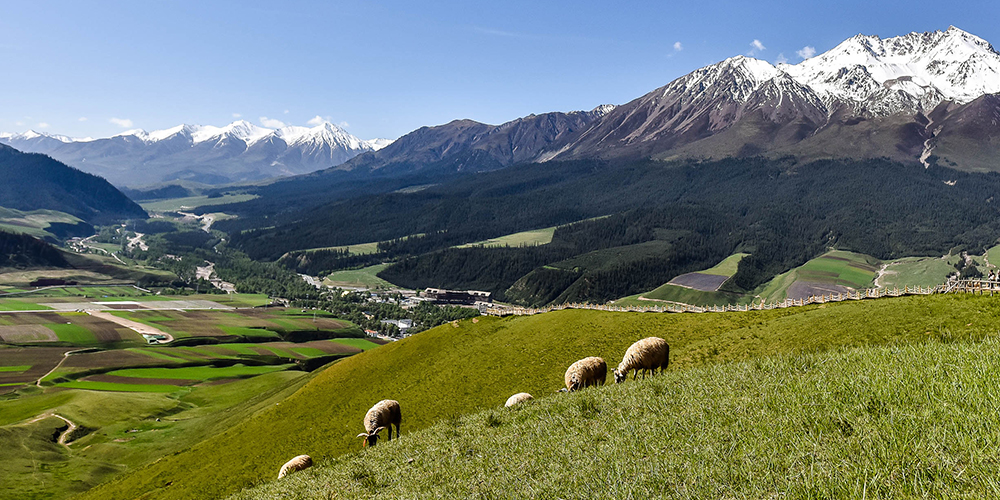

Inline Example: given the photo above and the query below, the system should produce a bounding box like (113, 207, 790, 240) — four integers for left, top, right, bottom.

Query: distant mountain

(0, 120, 392, 187)
(0, 143, 146, 225)
(335, 106, 615, 174)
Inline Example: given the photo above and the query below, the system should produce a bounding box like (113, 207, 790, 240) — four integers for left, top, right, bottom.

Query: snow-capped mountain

(546, 26, 1000, 168)
(0, 120, 394, 187)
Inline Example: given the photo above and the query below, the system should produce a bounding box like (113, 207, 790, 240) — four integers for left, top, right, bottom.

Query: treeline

(0, 230, 68, 268)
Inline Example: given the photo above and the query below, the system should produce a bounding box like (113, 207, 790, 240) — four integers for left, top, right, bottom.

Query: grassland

(757, 250, 879, 303)
(108, 308, 360, 340)
(877, 255, 960, 289)
(614, 252, 747, 307)
(139, 194, 258, 212)
(1, 370, 310, 500)
(323, 263, 395, 288)
(457, 226, 557, 248)
(233, 338, 1000, 499)
(79, 293, 1000, 500)
(0, 207, 87, 240)
(700, 252, 748, 276)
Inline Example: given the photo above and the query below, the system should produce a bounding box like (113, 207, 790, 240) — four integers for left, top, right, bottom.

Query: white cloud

(776, 53, 788, 64)
(232, 113, 242, 118)
(338, 121, 349, 128)
(283, 109, 289, 114)
(110, 117, 133, 128)
(797, 46, 816, 59)
(748, 39, 766, 55)
(15, 121, 24, 126)
(37, 122, 50, 129)
(673, 41, 683, 51)
(307, 115, 327, 126)
(259, 116, 286, 128)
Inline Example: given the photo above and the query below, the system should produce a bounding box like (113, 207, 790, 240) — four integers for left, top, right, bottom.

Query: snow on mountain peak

(782, 26, 1000, 109)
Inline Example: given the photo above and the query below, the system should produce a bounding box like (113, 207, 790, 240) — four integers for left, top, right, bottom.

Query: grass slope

(614, 252, 748, 307)
(233, 338, 1000, 499)
(323, 264, 395, 288)
(81, 293, 1000, 500)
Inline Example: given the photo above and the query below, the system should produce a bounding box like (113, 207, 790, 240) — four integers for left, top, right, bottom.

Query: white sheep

(614, 337, 670, 383)
(563, 356, 607, 392)
(356, 399, 401, 447)
(277, 454, 312, 479)
(504, 392, 533, 408)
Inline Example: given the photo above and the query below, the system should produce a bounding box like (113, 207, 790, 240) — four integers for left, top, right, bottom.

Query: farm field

(78, 292, 1000, 500)
(110, 308, 361, 340)
(324, 263, 396, 289)
(616, 253, 748, 306)
(757, 250, 879, 302)
(1, 370, 310, 500)
(456, 226, 557, 248)
(876, 256, 960, 289)
(139, 194, 258, 212)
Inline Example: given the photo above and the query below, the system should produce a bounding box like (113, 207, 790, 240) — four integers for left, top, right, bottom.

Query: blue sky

(1, 0, 997, 141)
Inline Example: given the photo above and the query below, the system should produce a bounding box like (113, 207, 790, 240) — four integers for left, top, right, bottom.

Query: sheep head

(357, 426, 386, 448)
(613, 369, 626, 384)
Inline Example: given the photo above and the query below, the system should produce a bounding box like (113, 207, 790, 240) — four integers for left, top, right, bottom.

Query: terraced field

(758, 250, 879, 302)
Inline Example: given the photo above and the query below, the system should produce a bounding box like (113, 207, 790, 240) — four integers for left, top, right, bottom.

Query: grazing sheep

(505, 392, 533, 408)
(563, 356, 607, 392)
(277, 454, 312, 479)
(356, 399, 401, 447)
(614, 337, 670, 383)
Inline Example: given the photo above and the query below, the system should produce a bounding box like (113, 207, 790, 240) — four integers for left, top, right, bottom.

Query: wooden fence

(479, 279, 999, 318)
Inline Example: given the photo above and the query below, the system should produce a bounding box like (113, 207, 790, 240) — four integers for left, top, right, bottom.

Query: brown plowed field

(61, 350, 182, 371)
(0, 325, 57, 342)
(786, 281, 853, 300)
(0, 347, 69, 391)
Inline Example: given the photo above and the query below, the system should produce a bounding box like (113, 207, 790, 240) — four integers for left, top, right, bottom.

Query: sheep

(504, 392, 533, 408)
(356, 399, 401, 448)
(562, 356, 607, 392)
(614, 337, 670, 383)
(277, 454, 312, 479)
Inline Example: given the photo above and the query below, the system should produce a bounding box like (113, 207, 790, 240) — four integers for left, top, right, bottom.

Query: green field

(107, 364, 294, 381)
(78, 293, 1000, 500)
(234, 338, 1000, 499)
(757, 250, 879, 303)
(700, 252, 748, 276)
(877, 256, 960, 289)
(331, 338, 382, 351)
(324, 263, 395, 289)
(57, 380, 185, 392)
(1, 371, 309, 500)
(0, 207, 87, 240)
(140, 194, 258, 212)
(457, 226, 557, 248)
(0, 365, 30, 372)
(108, 308, 360, 340)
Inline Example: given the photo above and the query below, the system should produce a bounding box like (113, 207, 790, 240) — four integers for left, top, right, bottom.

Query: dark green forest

(213, 157, 1000, 306)
(0, 230, 68, 268)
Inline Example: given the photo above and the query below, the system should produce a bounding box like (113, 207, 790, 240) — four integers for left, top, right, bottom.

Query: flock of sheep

(275, 336, 670, 480)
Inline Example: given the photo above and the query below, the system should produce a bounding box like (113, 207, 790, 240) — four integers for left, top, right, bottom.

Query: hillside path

(36, 349, 88, 387)
(20, 413, 78, 446)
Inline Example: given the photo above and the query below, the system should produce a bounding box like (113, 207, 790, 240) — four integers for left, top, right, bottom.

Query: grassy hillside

(233, 338, 1000, 499)
(81, 293, 1000, 500)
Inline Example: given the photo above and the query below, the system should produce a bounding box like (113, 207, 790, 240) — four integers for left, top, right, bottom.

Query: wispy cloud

(37, 122, 50, 129)
(232, 113, 242, 118)
(776, 53, 788, 64)
(260, 116, 285, 128)
(15, 121, 24, 126)
(797, 46, 816, 59)
(673, 41, 683, 52)
(78, 117, 88, 122)
(338, 121, 349, 128)
(748, 39, 766, 56)
(110, 117, 133, 128)
(283, 109, 289, 115)
(307, 115, 328, 126)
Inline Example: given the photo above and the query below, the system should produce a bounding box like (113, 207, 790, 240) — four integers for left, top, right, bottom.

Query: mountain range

(333, 26, 1000, 175)
(0, 120, 391, 187)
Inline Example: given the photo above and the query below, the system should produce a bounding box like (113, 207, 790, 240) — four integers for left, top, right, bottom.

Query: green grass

(218, 326, 281, 340)
(0, 365, 31, 372)
(699, 252, 749, 276)
(47, 322, 98, 344)
(456, 226, 557, 248)
(0, 299, 52, 311)
(78, 293, 1000, 500)
(232, 338, 1000, 500)
(758, 250, 880, 303)
(1, 371, 310, 500)
(140, 194, 258, 212)
(330, 338, 382, 351)
(324, 264, 395, 288)
(56, 381, 184, 393)
(878, 256, 959, 289)
(107, 364, 294, 381)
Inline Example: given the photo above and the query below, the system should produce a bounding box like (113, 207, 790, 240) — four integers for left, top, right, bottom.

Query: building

(423, 288, 492, 305)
